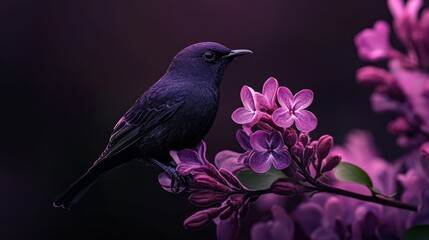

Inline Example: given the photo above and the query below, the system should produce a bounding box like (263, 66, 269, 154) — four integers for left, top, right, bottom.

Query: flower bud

(321, 155, 342, 173)
(271, 180, 304, 196)
(304, 145, 315, 161)
(184, 210, 212, 230)
(290, 142, 304, 159)
(299, 133, 310, 146)
(189, 191, 228, 206)
(219, 169, 243, 190)
(284, 128, 298, 146)
(193, 174, 230, 192)
(316, 135, 334, 170)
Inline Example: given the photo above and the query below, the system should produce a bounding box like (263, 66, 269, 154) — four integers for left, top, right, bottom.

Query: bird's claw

(169, 170, 189, 193)
(147, 158, 189, 193)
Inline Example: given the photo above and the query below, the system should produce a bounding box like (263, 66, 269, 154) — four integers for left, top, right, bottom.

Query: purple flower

(158, 141, 209, 193)
(255, 77, 279, 112)
(356, 66, 397, 88)
(355, 20, 398, 61)
(412, 188, 429, 225)
(355, 0, 429, 149)
(389, 60, 429, 135)
(214, 129, 252, 174)
(272, 87, 318, 132)
(214, 150, 247, 174)
(251, 205, 295, 240)
(397, 162, 429, 203)
(295, 194, 389, 240)
(249, 130, 291, 173)
(232, 86, 261, 126)
(171, 141, 210, 175)
(388, 0, 422, 54)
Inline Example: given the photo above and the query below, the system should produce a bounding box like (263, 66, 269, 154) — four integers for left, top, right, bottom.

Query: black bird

(53, 42, 252, 209)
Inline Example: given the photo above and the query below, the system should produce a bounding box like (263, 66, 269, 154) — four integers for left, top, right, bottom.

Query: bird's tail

(53, 164, 106, 210)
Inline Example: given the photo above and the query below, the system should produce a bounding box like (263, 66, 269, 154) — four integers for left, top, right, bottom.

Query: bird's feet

(146, 158, 189, 193)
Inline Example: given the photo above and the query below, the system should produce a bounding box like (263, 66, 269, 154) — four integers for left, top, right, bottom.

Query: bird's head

(166, 42, 252, 86)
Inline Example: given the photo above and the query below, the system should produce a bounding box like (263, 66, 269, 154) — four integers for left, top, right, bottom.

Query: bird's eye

(203, 51, 216, 62)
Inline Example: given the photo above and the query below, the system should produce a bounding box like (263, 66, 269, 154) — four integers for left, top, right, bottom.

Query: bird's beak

(223, 49, 253, 59)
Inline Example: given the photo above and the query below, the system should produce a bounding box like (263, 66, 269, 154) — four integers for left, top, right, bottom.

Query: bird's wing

(95, 97, 184, 164)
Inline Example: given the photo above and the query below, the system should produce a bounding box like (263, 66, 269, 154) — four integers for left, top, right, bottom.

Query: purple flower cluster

(231, 77, 317, 133)
(355, 0, 429, 150)
(217, 77, 340, 178)
(158, 77, 344, 239)
(248, 1, 429, 239)
(154, 2, 429, 239)
(159, 142, 253, 240)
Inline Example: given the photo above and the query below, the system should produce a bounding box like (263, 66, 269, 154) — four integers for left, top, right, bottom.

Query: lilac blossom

(355, 0, 429, 149)
(214, 129, 252, 174)
(255, 77, 279, 112)
(295, 131, 403, 239)
(158, 141, 210, 193)
(355, 20, 398, 61)
(231, 86, 261, 126)
(249, 130, 291, 173)
(251, 205, 295, 240)
(155, 13, 429, 236)
(272, 87, 318, 132)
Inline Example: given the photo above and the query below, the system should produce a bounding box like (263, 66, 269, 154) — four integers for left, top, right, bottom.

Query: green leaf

(334, 162, 373, 188)
(403, 225, 429, 240)
(236, 168, 287, 191)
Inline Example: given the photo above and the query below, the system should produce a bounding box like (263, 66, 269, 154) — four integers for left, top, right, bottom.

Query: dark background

(1, 0, 423, 239)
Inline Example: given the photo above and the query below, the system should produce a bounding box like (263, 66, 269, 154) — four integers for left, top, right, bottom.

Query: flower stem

(314, 182, 417, 211)
(291, 156, 417, 212)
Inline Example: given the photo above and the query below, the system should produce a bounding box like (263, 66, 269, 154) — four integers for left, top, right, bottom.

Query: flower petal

(216, 212, 239, 240)
(255, 92, 271, 110)
(277, 87, 293, 109)
(196, 141, 208, 164)
(370, 92, 401, 113)
(272, 108, 294, 128)
(356, 66, 395, 86)
(250, 130, 271, 151)
(268, 131, 284, 150)
(295, 202, 324, 235)
(388, 0, 405, 19)
(262, 77, 279, 108)
(158, 172, 172, 192)
(236, 129, 252, 150)
(177, 149, 202, 165)
(294, 110, 318, 132)
(232, 107, 257, 125)
(354, 20, 392, 61)
(249, 151, 272, 173)
(251, 205, 295, 240)
(240, 86, 257, 111)
(271, 150, 291, 170)
(310, 228, 340, 240)
(177, 164, 202, 175)
(214, 150, 248, 174)
(169, 150, 181, 165)
(294, 89, 314, 110)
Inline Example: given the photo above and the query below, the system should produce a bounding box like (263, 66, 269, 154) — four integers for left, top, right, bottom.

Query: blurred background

(0, 0, 418, 239)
